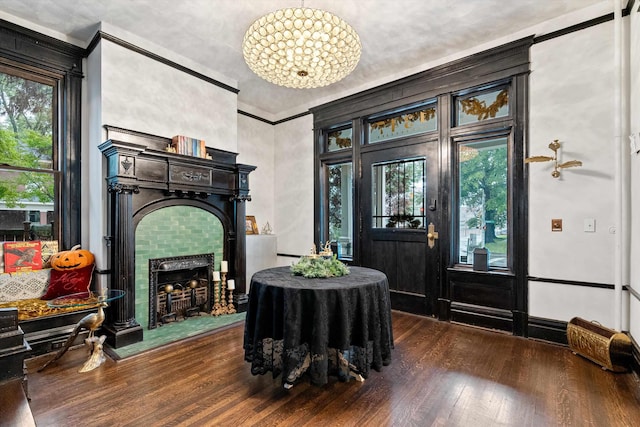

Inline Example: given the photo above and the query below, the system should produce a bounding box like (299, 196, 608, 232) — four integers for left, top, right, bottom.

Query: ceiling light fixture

(242, 4, 361, 89)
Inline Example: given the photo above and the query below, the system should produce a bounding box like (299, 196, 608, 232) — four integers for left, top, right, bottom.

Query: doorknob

(427, 222, 439, 249)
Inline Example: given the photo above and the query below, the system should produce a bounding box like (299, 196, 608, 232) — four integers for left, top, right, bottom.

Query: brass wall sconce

(525, 139, 582, 178)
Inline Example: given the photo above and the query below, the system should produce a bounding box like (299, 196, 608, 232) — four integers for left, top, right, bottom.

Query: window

(456, 87, 509, 126)
(0, 21, 84, 247)
(368, 105, 437, 144)
(327, 127, 352, 152)
(372, 158, 426, 229)
(0, 69, 57, 241)
(327, 162, 353, 259)
(457, 138, 508, 267)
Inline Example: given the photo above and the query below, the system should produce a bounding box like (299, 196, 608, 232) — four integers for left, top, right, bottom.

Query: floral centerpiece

(290, 242, 350, 278)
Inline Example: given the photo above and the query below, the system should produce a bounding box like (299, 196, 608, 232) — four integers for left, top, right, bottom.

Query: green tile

(109, 313, 245, 359)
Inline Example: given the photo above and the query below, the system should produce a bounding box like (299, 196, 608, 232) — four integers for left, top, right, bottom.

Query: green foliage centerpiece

(291, 242, 350, 279)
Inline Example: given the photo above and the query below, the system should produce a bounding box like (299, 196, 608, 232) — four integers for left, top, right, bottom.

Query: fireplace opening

(148, 253, 214, 329)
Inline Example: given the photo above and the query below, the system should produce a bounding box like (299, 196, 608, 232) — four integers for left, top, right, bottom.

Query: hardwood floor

(24, 311, 640, 427)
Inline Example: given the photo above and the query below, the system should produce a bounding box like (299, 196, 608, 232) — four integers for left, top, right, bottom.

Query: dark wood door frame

(312, 38, 532, 336)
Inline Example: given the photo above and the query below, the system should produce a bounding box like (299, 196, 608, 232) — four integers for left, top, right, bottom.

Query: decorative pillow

(41, 265, 94, 300)
(0, 269, 51, 302)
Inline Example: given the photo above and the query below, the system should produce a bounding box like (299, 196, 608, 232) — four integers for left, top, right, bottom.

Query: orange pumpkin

(50, 245, 95, 271)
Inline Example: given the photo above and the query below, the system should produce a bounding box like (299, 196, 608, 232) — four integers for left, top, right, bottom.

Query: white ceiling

(0, 0, 613, 121)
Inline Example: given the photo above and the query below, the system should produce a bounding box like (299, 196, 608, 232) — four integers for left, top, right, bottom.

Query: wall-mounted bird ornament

(525, 139, 582, 178)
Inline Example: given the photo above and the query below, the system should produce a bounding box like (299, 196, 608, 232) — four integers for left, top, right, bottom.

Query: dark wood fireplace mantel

(99, 126, 255, 348)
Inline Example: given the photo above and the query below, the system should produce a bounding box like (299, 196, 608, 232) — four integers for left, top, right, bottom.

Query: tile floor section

(108, 312, 246, 359)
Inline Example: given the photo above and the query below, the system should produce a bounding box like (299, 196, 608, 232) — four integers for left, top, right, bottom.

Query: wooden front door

(360, 139, 441, 316)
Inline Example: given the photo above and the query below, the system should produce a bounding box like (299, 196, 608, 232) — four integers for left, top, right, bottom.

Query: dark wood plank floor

(24, 311, 640, 427)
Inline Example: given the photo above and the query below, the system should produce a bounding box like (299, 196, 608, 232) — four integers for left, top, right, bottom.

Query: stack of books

(171, 135, 207, 158)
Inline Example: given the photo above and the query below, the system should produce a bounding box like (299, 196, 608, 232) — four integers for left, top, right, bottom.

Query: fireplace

(100, 126, 255, 348)
(148, 253, 214, 329)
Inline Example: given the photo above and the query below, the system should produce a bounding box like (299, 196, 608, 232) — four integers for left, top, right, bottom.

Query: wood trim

(88, 31, 239, 94)
(311, 37, 533, 127)
(528, 316, 568, 345)
(276, 253, 304, 258)
(533, 3, 634, 45)
(450, 302, 514, 333)
(529, 276, 634, 292)
(0, 19, 83, 249)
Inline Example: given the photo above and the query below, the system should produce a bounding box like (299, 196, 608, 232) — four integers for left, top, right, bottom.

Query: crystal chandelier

(242, 6, 361, 89)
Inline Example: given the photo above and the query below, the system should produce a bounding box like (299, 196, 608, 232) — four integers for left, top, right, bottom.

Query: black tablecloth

(243, 266, 393, 386)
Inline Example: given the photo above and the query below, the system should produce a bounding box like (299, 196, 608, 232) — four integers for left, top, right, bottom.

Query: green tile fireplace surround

(135, 205, 224, 331)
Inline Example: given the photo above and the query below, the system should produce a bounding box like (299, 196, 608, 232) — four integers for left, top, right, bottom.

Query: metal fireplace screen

(148, 253, 214, 329)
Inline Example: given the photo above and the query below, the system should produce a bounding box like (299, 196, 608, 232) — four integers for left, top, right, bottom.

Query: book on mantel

(171, 135, 207, 158)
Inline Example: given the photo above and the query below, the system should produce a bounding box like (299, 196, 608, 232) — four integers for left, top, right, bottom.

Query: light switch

(551, 219, 562, 232)
(584, 218, 596, 232)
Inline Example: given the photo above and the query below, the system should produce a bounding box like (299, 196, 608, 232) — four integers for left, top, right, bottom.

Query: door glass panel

(456, 87, 508, 125)
(327, 128, 352, 152)
(368, 106, 436, 144)
(327, 162, 353, 259)
(372, 158, 426, 229)
(458, 138, 508, 267)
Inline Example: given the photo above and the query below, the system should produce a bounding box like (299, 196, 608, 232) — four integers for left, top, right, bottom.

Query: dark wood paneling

(450, 280, 513, 310)
(368, 240, 397, 290)
(396, 241, 427, 295)
(389, 291, 428, 315)
(447, 269, 516, 310)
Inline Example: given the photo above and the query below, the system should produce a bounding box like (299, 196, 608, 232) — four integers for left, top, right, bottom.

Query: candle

(221, 261, 228, 273)
(212, 271, 220, 281)
(227, 279, 235, 290)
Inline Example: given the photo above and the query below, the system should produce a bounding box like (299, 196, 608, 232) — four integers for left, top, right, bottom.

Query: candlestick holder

(210, 278, 225, 317)
(220, 272, 228, 308)
(227, 288, 236, 314)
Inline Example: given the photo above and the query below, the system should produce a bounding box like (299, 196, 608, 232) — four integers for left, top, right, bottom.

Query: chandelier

(242, 6, 361, 89)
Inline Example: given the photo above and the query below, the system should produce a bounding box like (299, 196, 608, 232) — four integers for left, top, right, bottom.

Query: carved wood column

(103, 182, 143, 348)
(230, 165, 256, 311)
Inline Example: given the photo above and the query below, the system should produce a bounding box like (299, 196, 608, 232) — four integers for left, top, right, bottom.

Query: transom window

(368, 104, 437, 144)
(327, 127, 352, 152)
(456, 87, 509, 126)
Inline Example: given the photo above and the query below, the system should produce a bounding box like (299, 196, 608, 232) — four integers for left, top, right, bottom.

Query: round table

(243, 266, 394, 387)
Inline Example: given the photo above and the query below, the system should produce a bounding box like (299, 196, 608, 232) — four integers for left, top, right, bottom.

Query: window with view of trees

(0, 21, 83, 248)
(0, 70, 57, 241)
(328, 162, 353, 258)
(457, 138, 508, 267)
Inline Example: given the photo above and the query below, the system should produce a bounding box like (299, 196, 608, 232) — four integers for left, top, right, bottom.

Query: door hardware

(427, 222, 439, 249)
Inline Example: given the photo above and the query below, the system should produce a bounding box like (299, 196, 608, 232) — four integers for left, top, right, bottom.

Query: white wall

(237, 115, 275, 231)
(629, 3, 640, 345)
(85, 30, 239, 269)
(274, 115, 315, 258)
(528, 21, 621, 326)
(100, 41, 237, 152)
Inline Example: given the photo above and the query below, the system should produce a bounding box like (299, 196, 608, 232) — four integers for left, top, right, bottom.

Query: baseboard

(528, 316, 568, 345)
(450, 302, 513, 333)
(389, 291, 428, 316)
